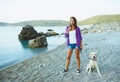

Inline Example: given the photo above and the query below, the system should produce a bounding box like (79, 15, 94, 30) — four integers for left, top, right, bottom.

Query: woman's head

(70, 16, 77, 28)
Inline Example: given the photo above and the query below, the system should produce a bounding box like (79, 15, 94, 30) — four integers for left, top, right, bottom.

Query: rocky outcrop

(81, 22, 120, 34)
(18, 25, 38, 40)
(47, 29, 53, 31)
(38, 32, 46, 37)
(28, 36, 48, 48)
(18, 25, 48, 48)
(90, 22, 120, 33)
(45, 29, 59, 36)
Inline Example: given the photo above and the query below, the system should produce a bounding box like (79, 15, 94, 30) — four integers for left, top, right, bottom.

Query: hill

(1, 14, 120, 26)
(10, 20, 69, 26)
(78, 14, 120, 25)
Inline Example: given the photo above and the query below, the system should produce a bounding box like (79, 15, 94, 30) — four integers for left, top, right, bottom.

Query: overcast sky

(0, 0, 120, 23)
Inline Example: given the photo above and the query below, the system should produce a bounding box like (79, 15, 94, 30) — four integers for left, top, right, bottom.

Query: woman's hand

(67, 27, 71, 32)
(66, 27, 71, 34)
(80, 41, 83, 50)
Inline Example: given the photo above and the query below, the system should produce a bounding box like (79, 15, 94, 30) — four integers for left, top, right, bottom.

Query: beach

(0, 28, 120, 82)
(0, 0, 120, 81)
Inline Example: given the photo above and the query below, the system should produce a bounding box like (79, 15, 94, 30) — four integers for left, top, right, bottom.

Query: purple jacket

(64, 26, 82, 47)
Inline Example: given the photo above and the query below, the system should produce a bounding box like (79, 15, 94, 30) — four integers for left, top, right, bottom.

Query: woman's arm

(78, 27, 83, 50)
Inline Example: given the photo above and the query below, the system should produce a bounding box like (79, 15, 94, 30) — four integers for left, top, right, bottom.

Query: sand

(0, 32, 120, 82)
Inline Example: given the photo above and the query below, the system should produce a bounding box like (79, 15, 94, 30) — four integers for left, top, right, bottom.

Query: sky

(0, 0, 120, 23)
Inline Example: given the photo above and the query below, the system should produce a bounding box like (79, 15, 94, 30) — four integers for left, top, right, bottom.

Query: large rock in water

(18, 25, 38, 40)
(18, 25, 48, 48)
(28, 36, 48, 48)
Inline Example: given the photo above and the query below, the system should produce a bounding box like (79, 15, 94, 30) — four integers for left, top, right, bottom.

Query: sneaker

(76, 69, 80, 73)
(63, 69, 69, 73)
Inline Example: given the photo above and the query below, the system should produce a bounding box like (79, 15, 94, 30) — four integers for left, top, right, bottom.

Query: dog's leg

(96, 64, 102, 76)
(86, 66, 89, 72)
(88, 66, 91, 74)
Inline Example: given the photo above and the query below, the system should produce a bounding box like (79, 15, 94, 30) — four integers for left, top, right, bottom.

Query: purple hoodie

(64, 26, 82, 47)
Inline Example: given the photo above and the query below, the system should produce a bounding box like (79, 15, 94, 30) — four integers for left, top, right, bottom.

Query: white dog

(86, 52, 102, 76)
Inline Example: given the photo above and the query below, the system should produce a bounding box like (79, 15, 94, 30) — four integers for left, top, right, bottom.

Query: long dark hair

(69, 16, 77, 29)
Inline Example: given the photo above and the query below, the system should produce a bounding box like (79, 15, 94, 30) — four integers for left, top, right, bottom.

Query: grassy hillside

(10, 20, 69, 26)
(78, 14, 120, 25)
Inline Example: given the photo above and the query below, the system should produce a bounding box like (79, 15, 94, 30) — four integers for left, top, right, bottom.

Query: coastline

(0, 43, 66, 71)
(0, 26, 66, 70)
(0, 32, 120, 82)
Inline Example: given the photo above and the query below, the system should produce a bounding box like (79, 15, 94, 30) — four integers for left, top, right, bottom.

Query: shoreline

(0, 32, 120, 82)
(0, 43, 66, 71)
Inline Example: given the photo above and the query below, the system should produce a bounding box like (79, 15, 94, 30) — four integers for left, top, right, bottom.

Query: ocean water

(0, 26, 66, 69)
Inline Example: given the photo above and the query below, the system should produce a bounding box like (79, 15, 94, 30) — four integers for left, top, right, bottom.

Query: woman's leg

(75, 48, 80, 70)
(65, 49, 73, 70)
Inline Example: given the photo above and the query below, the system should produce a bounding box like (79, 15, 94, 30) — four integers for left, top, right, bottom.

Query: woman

(64, 17, 83, 73)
